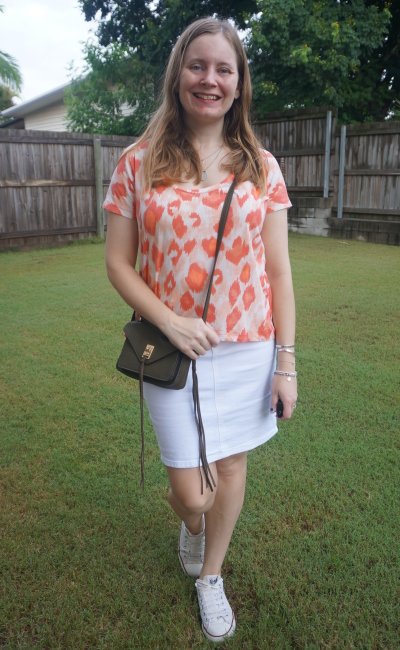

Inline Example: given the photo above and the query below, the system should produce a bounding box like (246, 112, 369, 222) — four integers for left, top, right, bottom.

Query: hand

(162, 314, 220, 360)
(270, 373, 297, 421)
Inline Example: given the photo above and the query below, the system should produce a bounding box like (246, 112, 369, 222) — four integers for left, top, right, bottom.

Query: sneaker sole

(202, 614, 236, 643)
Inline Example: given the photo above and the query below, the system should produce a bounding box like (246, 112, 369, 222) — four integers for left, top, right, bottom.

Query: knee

(171, 484, 216, 516)
(167, 463, 218, 515)
(216, 452, 247, 480)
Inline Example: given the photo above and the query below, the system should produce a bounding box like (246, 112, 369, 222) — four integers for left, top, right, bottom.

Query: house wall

(24, 101, 69, 131)
(23, 100, 133, 131)
(120, 102, 135, 117)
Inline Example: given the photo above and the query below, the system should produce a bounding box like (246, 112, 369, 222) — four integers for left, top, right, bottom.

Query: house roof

(1, 81, 72, 118)
(0, 116, 25, 128)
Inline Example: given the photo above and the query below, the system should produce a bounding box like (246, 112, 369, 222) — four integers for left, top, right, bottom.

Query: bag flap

(123, 320, 180, 364)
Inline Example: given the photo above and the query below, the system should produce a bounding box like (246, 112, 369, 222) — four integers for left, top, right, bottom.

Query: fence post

(337, 125, 346, 219)
(279, 157, 286, 182)
(323, 110, 332, 198)
(93, 136, 104, 239)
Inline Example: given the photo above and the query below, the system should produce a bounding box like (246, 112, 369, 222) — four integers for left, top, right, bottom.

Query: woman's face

(178, 33, 240, 128)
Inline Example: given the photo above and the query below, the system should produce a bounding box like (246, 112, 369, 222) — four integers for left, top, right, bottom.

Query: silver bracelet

(276, 344, 295, 349)
(274, 370, 297, 382)
(277, 348, 295, 355)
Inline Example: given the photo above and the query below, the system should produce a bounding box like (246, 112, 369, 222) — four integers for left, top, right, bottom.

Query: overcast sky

(1, 0, 98, 104)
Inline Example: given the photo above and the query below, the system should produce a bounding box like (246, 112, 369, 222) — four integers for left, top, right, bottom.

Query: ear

(234, 78, 241, 100)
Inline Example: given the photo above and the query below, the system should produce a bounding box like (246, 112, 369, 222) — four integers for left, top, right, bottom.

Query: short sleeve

(103, 150, 136, 220)
(263, 151, 292, 214)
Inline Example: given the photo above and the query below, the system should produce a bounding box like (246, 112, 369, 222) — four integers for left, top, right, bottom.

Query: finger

(187, 338, 212, 359)
(270, 390, 278, 415)
(187, 350, 200, 361)
(205, 323, 220, 346)
(190, 341, 209, 357)
(194, 327, 214, 352)
(279, 397, 296, 421)
(201, 337, 212, 352)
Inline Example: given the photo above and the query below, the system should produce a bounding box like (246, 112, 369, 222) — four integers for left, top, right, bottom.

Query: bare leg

(166, 463, 218, 535)
(165, 452, 247, 569)
(200, 452, 247, 578)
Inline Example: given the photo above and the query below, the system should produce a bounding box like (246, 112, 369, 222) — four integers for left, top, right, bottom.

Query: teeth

(195, 93, 219, 100)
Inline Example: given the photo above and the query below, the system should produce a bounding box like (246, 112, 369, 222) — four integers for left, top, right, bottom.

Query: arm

(261, 209, 297, 421)
(105, 212, 219, 360)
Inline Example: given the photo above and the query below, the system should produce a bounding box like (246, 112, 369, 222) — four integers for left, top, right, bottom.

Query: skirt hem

(160, 424, 278, 469)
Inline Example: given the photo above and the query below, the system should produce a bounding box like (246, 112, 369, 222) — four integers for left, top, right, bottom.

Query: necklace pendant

(202, 170, 208, 181)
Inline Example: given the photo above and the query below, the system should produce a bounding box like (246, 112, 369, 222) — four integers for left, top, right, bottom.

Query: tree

(0, 49, 22, 91)
(340, 0, 400, 122)
(67, 0, 257, 134)
(0, 4, 22, 119)
(79, 0, 257, 65)
(0, 84, 17, 112)
(246, 0, 395, 123)
(66, 42, 155, 135)
(70, 0, 397, 131)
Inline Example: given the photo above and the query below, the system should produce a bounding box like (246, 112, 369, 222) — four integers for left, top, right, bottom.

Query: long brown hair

(122, 17, 267, 194)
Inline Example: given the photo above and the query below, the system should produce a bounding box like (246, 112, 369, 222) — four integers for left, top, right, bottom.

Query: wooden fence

(1, 109, 399, 249)
(253, 106, 337, 196)
(0, 130, 134, 250)
(253, 109, 400, 222)
(331, 121, 400, 221)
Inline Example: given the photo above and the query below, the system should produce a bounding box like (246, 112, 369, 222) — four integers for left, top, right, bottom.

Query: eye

(190, 64, 202, 71)
(219, 68, 231, 74)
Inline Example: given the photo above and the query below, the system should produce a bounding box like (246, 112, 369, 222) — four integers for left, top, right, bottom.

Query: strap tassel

(139, 360, 145, 493)
(192, 361, 216, 495)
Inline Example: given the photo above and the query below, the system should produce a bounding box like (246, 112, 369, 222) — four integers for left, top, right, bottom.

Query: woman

(104, 17, 297, 643)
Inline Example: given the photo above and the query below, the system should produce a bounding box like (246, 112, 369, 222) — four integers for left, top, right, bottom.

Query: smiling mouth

(193, 93, 221, 101)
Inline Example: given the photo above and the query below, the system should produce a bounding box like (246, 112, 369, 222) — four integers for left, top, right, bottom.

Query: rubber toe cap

(202, 614, 236, 643)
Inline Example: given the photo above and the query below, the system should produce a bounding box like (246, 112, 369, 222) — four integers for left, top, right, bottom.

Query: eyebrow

(186, 58, 234, 67)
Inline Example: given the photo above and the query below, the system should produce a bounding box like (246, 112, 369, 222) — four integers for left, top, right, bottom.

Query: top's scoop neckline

(172, 172, 235, 194)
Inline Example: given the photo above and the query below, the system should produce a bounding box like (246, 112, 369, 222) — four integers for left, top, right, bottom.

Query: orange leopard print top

(103, 142, 291, 342)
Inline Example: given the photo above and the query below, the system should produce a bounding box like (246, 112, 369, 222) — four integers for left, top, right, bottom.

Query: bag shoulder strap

(202, 177, 237, 322)
(193, 177, 237, 495)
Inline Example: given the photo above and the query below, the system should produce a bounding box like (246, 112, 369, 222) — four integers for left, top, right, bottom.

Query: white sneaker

(195, 575, 236, 643)
(178, 516, 205, 578)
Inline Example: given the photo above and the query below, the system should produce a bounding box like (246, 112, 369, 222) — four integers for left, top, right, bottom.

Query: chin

(187, 104, 225, 121)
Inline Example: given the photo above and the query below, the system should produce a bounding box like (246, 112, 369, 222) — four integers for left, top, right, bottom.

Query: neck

(184, 116, 225, 152)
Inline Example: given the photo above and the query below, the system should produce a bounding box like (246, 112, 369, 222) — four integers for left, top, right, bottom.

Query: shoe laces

(195, 577, 231, 625)
(181, 526, 204, 563)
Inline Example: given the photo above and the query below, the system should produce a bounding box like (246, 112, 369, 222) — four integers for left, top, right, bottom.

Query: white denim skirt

(143, 340, 278, 468)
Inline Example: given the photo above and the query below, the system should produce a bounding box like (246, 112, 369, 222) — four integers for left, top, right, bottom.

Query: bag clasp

(142, 344, 155, 360)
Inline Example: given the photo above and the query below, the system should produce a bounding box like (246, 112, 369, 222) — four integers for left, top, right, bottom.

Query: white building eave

(0, 80, 81, 118)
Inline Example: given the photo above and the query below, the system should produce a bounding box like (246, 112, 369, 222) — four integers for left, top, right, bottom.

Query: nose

(201, 66, 218, 87)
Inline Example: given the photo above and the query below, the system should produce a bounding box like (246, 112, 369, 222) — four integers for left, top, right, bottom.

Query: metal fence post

(337, 125, 346, 219)
(93, 136, 104, 239)
(279, 157, 286, 182)
(323, 110, 332, 198)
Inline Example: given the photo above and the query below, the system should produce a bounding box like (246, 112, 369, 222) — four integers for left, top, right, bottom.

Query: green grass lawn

(0, 235, 399, 649)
